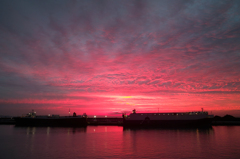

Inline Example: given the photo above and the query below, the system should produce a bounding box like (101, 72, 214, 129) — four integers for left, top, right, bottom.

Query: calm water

(0, 125, 240, 159)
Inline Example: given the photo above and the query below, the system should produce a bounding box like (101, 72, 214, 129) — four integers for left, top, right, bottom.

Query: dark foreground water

(0, 125, 240, 159)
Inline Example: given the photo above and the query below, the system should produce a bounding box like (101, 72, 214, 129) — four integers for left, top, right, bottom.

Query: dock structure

(87, 118, 123, 126)
(0, 117, 15, 124)
(2, 115, 240, 126)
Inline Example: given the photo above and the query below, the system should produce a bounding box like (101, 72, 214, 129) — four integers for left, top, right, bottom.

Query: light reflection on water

(0, 125, 240, 159)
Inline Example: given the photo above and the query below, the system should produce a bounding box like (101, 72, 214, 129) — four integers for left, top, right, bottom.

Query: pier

(1, 116, 240, 126)
(87, 118, 123, 126)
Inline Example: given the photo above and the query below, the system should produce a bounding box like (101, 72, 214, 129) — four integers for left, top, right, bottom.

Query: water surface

(0, 125, 239, 158)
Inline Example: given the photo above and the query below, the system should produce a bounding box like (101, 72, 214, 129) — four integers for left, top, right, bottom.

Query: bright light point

(94, 116, 96, 118)
(122, 96, 132, 98)
(105, 116, 107, 117)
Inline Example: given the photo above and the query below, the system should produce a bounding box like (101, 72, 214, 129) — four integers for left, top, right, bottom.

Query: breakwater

(87, 118, 123, 126)
(1, 115, 240, 126)
(212, 115, 240, 125)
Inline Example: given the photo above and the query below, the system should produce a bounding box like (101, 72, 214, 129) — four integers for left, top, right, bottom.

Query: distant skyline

(1, 0, 240, 117)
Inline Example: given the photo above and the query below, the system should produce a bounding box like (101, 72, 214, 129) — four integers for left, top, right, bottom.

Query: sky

(0, 0, 240, 117)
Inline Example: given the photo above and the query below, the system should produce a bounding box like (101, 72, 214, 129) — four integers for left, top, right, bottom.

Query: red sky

(0, 0, 240, 117)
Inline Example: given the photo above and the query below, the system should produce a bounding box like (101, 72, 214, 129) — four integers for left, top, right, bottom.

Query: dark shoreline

(212, 115, 240, 125)
(1, 115, 240, 126)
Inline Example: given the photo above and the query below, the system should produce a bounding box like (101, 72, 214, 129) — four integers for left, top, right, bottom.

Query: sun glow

(122, 96, 132, 98)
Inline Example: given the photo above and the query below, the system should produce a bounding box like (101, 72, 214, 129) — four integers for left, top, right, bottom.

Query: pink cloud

(1, 0, 240, 116)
